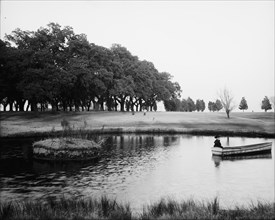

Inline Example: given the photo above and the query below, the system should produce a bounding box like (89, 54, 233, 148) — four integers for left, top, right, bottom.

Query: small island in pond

(33, 138, 101, 161)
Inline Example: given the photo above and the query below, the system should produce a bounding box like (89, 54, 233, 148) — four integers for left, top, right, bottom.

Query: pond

(0, 135, 274, 212)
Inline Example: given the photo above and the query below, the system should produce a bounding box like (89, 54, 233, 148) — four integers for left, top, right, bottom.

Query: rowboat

(211, 142, 272, 156)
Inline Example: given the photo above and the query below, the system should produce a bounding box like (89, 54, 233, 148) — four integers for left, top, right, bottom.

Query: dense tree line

(208, 99, 223, 112)
(0, 23, 181, 112)
(164, 97, 205, 112)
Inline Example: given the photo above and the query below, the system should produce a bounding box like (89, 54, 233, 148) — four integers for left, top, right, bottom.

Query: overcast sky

(1, 1, 274, 112)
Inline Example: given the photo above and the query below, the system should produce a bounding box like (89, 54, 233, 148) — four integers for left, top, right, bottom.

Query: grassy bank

(0, 197, 274, 220)
(0, 111, 274, 138)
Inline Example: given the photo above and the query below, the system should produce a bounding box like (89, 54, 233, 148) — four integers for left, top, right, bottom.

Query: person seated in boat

(214, 135, 223, 148)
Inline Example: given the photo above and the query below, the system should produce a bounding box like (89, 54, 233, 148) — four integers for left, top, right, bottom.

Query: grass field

(0, 197, 274, 220)
(0, 111, 274, 138)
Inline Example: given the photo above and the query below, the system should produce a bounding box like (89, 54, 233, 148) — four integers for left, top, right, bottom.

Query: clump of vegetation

(0, 197, 274, 220)
(59, 118, 91, 140)
(61, 118, 71, 130)
(33, 118, 104, 161)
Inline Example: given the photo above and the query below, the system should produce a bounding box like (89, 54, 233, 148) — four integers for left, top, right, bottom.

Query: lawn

(0, 111, 274, 138)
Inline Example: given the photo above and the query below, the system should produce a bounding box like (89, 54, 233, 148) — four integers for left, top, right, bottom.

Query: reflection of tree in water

(110, 135, 156, 151)
(163, 136, 179, 147)
(103, 135, 180, 154)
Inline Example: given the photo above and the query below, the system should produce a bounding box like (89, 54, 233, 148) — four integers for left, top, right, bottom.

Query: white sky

(1, 1, 274, 112)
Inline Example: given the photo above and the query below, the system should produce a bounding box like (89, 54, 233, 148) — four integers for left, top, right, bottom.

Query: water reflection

(0, 135, 274, 211)
(212, 154, 272, 167)
(33, 159, 100, 174)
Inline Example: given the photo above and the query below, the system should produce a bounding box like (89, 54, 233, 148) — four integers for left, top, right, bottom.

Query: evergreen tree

(208, 101, 215, 112)
(215, 99, 223, 111)
(239, 97, 248, 112)
(200, 100, 206, 112)
(261, 96, 272, 112)
(187, 97, 196, 112)
(195, 99, 206, 112)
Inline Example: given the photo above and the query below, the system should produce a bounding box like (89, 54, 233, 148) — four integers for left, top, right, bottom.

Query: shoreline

(1, 111, 274, 139)
(1, 127, 274, 139)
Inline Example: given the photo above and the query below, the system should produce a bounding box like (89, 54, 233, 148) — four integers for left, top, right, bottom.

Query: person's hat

(214, 135, 220, 138)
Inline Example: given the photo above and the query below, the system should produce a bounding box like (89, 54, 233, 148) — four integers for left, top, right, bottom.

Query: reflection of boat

(212, 153, 272, 164)
(211, 142, 272, 156)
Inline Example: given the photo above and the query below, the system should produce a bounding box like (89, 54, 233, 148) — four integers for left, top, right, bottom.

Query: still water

(0, 135, 274, 211)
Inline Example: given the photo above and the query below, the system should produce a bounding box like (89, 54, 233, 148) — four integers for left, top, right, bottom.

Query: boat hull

(211, 142, 272, 156)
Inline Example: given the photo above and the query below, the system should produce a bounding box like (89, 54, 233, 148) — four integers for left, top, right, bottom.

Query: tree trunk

(118, 95, 126, 112)
(62, 101, 67, 111)
(31, 102, 38, 112)
(106, 97, 113, 111)
(26, 103, 30, 111)
(226, 110, 230, 118)
(130, 97, 135, 112)
(113, 97, 118, 111)
(15, 103, 19, 111)
(18, 100, 26, 111)
(138, 98, 143, 111)
(87, 102, 91, 111)
(9, 102, 13, 111)
(100, 101, 104, 111)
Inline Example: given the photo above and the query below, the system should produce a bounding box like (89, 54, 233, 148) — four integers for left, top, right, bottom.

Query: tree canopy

(239, 97, 248, 112)
(261, 96, 272, 112)
(164, 97, 205, 112)
(218, 88, 235, 118)
(0, 23, 181, 112)
(208, 99, 222, 112)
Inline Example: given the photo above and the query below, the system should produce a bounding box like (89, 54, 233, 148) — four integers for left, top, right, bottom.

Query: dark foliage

(0, 23, 181, 112)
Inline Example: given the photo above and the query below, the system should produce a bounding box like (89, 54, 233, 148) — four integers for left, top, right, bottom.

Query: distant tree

(152, 72, 182, 111)
(218, 88, 235, 118)
(208, 101, 215, 112)
(195, 99, 206, 112)
(261, 96, 272, 112)
(164, 98, 181, 111)
(269, 96, 275, 109)
(215, 99, 223, 111)
(187, 97, 196, 112)
(180, 99, 188, 112)
(195, 99, 201, 111)
(200, 100, 206, 112)
(239, 97, 248, 112)
(195, 100, 200, 111)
